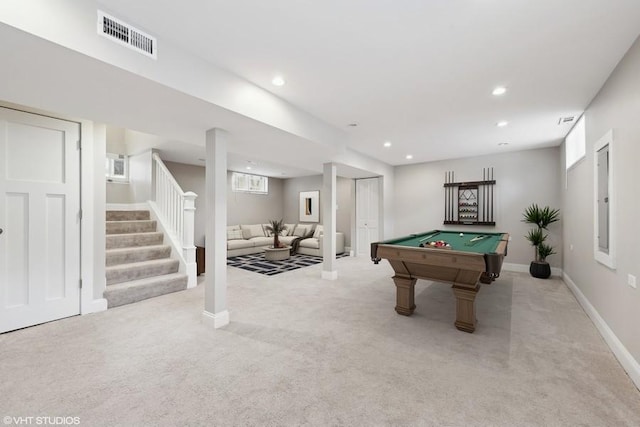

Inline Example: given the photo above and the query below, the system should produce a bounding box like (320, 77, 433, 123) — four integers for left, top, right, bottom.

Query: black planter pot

(529, 261, 551, 279)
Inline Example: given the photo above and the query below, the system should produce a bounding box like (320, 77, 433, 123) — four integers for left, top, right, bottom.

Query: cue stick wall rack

(443, 168, 496, 226)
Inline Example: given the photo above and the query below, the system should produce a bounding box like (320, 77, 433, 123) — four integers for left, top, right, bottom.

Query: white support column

(202, 128, 229, 328)
(183, 191, 198, 288)
(322, 162, 338, 280)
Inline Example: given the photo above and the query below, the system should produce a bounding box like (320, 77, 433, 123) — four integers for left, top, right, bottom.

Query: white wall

(562, 35, 640, 376)
(128, 150, 153, 203)
(282, 175, 353, 245)
(393, 147, 563, 267)
(165, 162, 285, 245)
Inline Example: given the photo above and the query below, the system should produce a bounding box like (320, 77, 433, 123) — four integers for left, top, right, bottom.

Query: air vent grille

(98, 10, 156, 59)
(558, 116, 576, 125)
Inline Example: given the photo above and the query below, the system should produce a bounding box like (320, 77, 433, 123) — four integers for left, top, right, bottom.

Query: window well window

(106, 153, 128, 182)
(232, 172, 268, 194)
(565, 115, 586, 170)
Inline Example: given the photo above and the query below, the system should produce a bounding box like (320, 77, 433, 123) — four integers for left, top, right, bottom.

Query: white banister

(152, 153, 198, 288)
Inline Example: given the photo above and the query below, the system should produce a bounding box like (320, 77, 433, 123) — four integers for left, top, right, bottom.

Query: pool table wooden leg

(393, 276, 416, 316)
(452, 284, 480, 333)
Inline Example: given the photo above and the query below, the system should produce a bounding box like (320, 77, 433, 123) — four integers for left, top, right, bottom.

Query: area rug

(227, 252, 349, 276)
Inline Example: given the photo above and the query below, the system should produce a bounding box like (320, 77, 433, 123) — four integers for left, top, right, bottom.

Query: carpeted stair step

(103, 272, 188, 308)
(106, 245, 172, 267)
(106, 232, 164, 249)
(106, 258, 179, 285)
(106, 210, 150, 221)
(106, 220, 157, 235)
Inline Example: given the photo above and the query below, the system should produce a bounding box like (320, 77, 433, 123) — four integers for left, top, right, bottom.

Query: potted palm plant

(264, 219, 287, 248)
(522, 204, 560, 279)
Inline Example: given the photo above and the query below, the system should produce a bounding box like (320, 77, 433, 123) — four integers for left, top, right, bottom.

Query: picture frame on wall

(299, 190, 320, 222)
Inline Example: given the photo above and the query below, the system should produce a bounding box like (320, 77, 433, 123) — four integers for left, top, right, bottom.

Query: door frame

(1, 103, 108, 327)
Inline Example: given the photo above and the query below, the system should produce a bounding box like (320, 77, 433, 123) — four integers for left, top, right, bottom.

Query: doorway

(0, 107, 81, 333)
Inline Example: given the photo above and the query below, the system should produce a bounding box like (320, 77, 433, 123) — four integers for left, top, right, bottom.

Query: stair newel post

(183, 191, 198, 288)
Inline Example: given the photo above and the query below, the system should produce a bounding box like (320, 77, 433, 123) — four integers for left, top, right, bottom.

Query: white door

(0, 107, 81, 333)
(356, 177, 380, 256)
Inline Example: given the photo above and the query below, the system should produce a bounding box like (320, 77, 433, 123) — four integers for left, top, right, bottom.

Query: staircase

(104, 210, 188, 308)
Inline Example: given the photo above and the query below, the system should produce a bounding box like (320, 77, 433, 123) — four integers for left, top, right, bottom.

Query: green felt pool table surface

(383, 230, 506, 254)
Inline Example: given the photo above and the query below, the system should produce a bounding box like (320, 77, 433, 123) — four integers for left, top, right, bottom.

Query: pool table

(371, 230, 509, 333)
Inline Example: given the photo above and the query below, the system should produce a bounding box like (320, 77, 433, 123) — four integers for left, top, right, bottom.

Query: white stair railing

(151, 153, 197, 288)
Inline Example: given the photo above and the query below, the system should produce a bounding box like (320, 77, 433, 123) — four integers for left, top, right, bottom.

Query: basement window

(565, 115, 586, 170)
(106, 153, 129, 182)
(232, 172, 268, 194)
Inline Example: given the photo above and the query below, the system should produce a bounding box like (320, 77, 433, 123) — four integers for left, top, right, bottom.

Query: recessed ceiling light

(246, 166, 252, 170)
(406, 154, 413, 160)
(496, 121, 509, 127)
(384, 141, 392, 147)
(492, 86, 507, 96)
(272, 76, 285, 86)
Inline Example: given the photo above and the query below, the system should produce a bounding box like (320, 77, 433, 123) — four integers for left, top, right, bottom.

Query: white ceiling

(98, 0, 640, 167)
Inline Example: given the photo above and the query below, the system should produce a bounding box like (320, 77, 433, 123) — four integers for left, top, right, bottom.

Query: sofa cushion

(227, 229, 244, 240)
(279, 236, 297, 245)
(313, 225, 323, 238)
(280, 228, 289, 236)
(284, 223, 295, 235)
(249, 236, 272, 247)
(227, 239, 254, 250)
(299, 238, 319, 249)
(241, 224, 265, 239)
(227, 225, 240, 231)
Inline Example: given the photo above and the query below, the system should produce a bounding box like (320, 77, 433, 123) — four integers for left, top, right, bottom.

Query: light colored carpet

(1, 256, 639, 426)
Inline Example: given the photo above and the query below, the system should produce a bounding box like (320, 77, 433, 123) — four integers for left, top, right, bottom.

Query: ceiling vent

(97, 10, 157, 59)
(558, 116, 576, 125)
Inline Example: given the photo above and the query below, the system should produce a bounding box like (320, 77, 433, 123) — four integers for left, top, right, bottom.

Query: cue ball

(459, 233, 464, 236)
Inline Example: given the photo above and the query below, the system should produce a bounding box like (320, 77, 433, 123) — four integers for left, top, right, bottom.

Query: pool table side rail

(371, 232, 509, 276)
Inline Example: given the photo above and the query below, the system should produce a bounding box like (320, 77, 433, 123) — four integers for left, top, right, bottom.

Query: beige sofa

(226, 223, 345, 258)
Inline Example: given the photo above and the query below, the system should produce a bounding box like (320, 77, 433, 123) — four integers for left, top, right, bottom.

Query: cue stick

(490, 167, 494, 222)
(418, 232, 439, 242)
(445, 171, 448, 222)
(450, 171, 460, 221)
(482, 167, 486, 222)
(444, 172, 447, 222)
(450, 171, 453, 221)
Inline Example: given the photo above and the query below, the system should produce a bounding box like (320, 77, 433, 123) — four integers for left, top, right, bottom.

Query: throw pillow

(313, 225, 323, 238)
(241, 224, 265, 238)
(293, 225, 307, 237)
(227, 229, 243, 240)
(280, 228, 289, 236)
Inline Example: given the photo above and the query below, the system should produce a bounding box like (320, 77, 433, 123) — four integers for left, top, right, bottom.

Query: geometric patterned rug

(227, 252, 349, 276)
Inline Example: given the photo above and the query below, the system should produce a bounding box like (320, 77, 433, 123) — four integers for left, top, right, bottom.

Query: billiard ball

(459, 233, 464, 236)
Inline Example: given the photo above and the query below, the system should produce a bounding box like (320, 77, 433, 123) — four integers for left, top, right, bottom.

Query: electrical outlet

(628, 274, 637, 289)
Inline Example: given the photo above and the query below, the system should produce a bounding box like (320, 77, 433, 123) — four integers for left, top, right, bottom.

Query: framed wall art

(299, 190, 319, 222)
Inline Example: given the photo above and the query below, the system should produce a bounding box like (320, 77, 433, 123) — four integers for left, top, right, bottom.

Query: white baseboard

(503, 262, 563, 277)
(322, 270, 338, 280)
(563, 273, 640, 390)
(202, 310, 229, 329)
(106, 202, 148, 211)
(81, 298, 108, 314)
